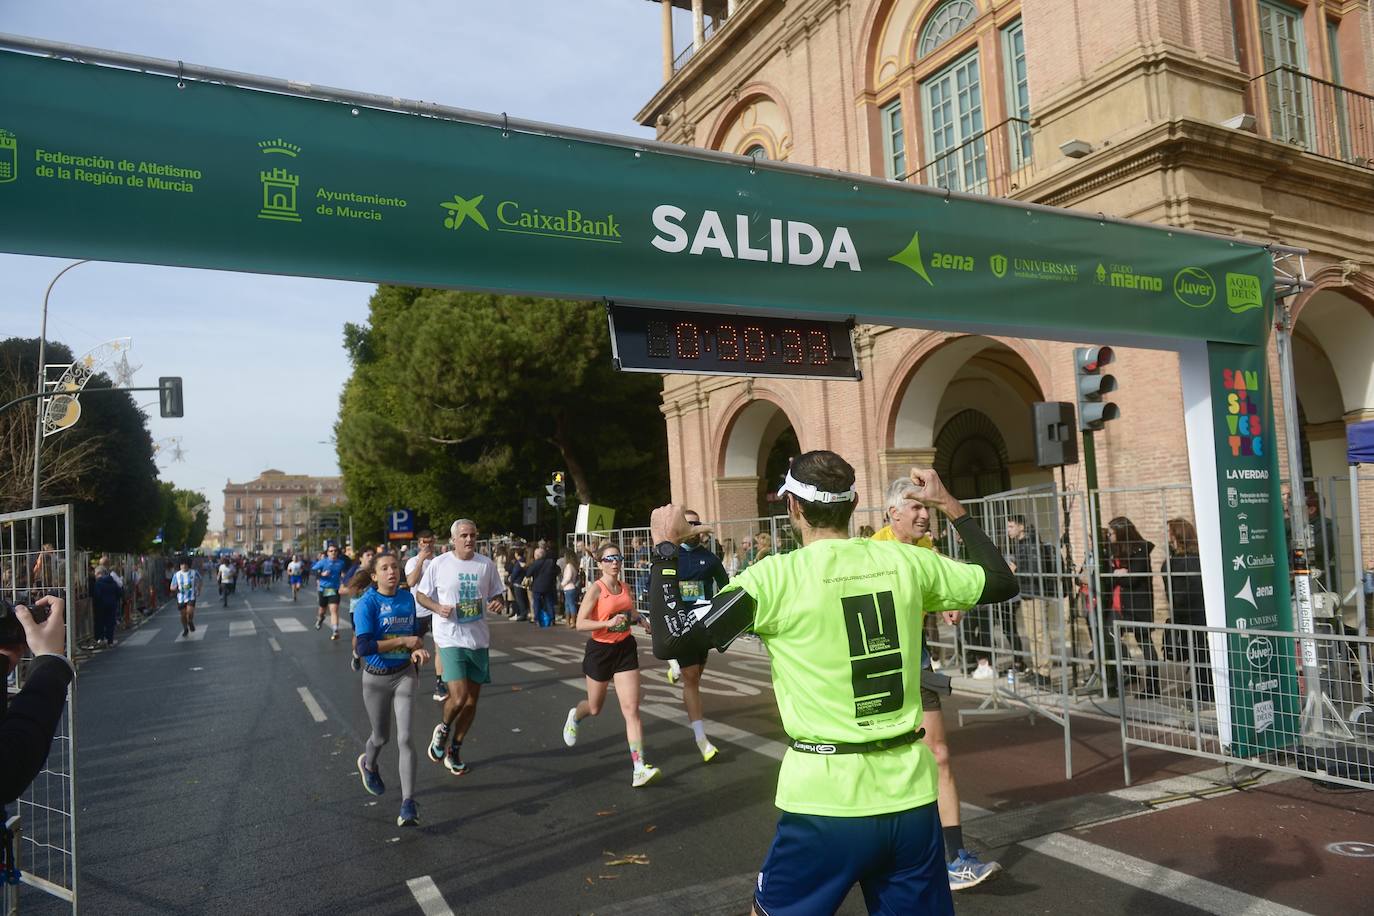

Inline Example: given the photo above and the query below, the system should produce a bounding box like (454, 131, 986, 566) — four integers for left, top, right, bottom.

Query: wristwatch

(653, 541, 678, 561)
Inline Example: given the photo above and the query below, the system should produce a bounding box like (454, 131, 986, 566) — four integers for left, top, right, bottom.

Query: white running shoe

(699, 741, 719, 764)
(971, 661, 995, 680)
(562, 708, 579, 747)
(666, 659, 681, 684)
(631, 764, 661, 788)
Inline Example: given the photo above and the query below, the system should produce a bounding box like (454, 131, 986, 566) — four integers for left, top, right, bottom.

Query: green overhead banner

(0, 51, 1274, 345)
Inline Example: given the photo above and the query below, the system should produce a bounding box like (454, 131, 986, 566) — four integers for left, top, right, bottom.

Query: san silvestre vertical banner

(1207, 341, 1298, 755)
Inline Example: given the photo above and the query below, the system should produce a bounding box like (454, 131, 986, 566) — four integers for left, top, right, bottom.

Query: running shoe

(432, 681, 447, 702)
(330, 631, 339, 641)
(699, 741, 720, 764)
(350, 654, 361, 672)
(444, 746, 468, 776)
(397, 798, 418, 827)
(947, 849, 1001, 891)
(666, 666, 679, 685)
(971, 661, 996, 680)
(356, 754, 384, 797)
(562, 708, 579, 747)
(315, 616, 323, 630)
(181, 626, 188, 637)
(631, 764, 661, 788)
(189, 621, 195, 632)
(428, 723, 449, 763)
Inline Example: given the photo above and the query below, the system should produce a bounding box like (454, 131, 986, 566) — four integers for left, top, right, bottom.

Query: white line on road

(268, 637, 281, 652)
(406, 876, 454, 916)
(275, 617, 306, 633)
(511, 660, 552, 672)
(487, 649, 508, 658)
(297, 687, 327, 723)
(121, 628, 159, 646)
(640, 703, 785, 760)
(175, 626, 208, 642)
(1019, 832, 1314, 916)
(229, 620, 256, 637)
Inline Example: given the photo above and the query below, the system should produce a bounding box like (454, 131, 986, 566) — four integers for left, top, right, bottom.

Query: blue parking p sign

(386, 508, 415, 541)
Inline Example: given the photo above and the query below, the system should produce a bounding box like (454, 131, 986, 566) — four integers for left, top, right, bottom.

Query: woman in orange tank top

(559, 543, 660, 787)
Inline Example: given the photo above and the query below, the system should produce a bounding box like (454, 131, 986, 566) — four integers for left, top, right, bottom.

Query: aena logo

(1173, 267, 1216, 308)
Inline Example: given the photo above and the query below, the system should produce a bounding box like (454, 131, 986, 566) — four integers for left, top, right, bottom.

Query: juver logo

(1173, 267, 1216, 308)
(990, 254, 1007, 278)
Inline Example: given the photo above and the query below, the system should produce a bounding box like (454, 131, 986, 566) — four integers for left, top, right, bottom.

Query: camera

(0, 593, 47, 645)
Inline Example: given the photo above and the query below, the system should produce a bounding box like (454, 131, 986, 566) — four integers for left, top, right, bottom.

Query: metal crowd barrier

(1115, 620, 1374, 791)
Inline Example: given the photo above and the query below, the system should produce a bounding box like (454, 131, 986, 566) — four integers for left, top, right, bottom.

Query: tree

(336, 287, 669, 535)
(0, 337, 161, 551)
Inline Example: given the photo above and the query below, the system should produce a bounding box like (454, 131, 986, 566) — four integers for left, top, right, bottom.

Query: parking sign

(386, 508, 415, 541)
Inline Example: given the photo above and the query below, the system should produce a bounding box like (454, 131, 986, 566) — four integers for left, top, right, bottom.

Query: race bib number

(320, 587, 338, 598)
(680, 579, 706, 602)
(455, 599, 483, 623)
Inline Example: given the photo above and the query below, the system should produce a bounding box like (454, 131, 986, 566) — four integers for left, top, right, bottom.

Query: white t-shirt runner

(404, 554, 434, 618)
(416, 551, 503, 650)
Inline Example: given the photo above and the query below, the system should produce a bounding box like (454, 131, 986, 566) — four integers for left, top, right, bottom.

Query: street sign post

(385, 508, 414, 542)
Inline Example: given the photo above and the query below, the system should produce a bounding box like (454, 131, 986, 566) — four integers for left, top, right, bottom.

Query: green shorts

(438, 646, 491, 685)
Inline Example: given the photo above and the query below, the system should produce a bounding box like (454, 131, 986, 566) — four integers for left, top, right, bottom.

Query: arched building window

(917, 0, 977, 58)
(744, 144, 768, 160)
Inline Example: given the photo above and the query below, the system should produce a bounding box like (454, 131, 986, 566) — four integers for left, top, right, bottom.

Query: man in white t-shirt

(218, 558, 237, 607)
(404, 529, 444, 699)
(415, 519, 505, 776)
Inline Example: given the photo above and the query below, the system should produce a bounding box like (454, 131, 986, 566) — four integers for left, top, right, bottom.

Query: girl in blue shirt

(353, 554, 428, 827)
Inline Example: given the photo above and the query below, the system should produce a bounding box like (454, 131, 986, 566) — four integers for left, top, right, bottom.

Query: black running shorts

(582, 636, 639, 682)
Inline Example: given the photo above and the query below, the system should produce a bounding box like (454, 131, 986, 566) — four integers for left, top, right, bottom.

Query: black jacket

(1111, 540, 1156, 622)
(1163, 551, 1205, 625)
(523, 557, 559, 594)
(1, 655, 75, 804)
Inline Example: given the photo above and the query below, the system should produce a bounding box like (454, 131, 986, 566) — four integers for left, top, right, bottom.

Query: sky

(0, 1, 685, 530)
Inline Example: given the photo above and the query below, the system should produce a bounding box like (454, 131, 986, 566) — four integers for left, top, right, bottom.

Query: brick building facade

(221, 469, 344, 554)
(636, 0, 1374, 577)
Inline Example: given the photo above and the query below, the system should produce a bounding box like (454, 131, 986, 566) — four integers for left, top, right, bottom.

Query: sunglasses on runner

(599, 555, 623, 563)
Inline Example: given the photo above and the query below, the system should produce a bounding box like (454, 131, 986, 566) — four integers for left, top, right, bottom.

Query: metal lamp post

(32, 259, 90, 509)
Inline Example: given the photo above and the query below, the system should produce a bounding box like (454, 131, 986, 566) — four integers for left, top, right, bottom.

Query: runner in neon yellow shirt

(647, 451, 1017, 915)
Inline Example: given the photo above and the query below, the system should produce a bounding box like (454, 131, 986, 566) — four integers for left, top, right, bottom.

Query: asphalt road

(16, 585, 1343, 915)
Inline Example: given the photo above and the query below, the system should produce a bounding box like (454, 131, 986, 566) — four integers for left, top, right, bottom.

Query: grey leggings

(362, 667, 418, 799)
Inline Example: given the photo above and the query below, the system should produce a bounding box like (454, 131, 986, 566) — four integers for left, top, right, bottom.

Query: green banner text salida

(0, 51, 1274, 346)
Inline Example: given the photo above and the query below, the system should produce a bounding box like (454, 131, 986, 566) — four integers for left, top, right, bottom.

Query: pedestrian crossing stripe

(122, 628, 159, 646)
(275, 617, 306, 633)
(174, 626, 208, 642)
(229, 621, 257, 637)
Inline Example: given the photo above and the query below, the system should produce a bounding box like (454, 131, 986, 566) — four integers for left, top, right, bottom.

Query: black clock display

(607, 304, 858, 380)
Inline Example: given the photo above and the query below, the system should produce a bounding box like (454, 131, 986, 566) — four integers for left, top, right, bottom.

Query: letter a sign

(386, 508, 415, 541)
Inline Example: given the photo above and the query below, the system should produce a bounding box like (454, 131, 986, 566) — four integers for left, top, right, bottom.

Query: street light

(32, 259, 90, 509)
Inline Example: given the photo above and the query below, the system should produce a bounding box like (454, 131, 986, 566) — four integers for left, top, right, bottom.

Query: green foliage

(150, 484, 210, 552)
(0, 337, 162, 551)
(336, 287, 668, 536)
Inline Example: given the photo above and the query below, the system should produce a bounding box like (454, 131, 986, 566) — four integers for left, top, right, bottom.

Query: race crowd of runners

(152, 453, 1015, 912)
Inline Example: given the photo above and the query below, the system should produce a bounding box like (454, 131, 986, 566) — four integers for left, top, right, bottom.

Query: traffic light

(1074, 346, 1119, 431)
(545, 470, 566, 508)
(159, 376, 184, 418)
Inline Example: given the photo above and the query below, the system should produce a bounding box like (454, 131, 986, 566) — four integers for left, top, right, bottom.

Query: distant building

(222, 469, 344, 554)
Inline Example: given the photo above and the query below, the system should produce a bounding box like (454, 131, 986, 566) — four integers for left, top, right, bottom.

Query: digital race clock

(607, 304, 859, 381)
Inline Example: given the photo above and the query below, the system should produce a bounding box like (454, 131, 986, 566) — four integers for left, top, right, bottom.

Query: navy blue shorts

(754, 802, 951, 916)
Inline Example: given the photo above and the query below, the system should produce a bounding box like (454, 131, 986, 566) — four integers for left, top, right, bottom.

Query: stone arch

(1290, 279, 1374, 479)
(713, 391, 804, 519)
(704, 83, 794, 159)
(879, 333, 1051, 491)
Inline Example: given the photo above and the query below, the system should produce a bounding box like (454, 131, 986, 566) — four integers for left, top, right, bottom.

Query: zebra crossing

(116, 614, 321, 646)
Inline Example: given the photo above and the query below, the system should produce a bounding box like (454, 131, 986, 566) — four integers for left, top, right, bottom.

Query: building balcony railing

(904, 117, 1034, 199)
(672, 17, 720, 72)
(1252, 66, 1374, 168)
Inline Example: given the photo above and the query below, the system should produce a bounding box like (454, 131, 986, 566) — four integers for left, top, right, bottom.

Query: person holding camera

(1, 596, 72, 804)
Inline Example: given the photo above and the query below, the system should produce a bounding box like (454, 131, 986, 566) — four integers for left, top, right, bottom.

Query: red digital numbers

(675, 321, 700, 359)
(743, 326, 767, 363)
(808, 329, 831, 365)
(717, 324, 739, 361)
(780, 329, 804, 365)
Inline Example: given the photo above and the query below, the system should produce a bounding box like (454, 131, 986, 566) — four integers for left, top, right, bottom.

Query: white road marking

(297, 686, 327, 723)
(487, 649, 508, 658)
(122, 628, 159, 646)
(406, 875, 455, 916)
(640, 703, 785, 760)
(511, 660, 551, 672)
(229, 620, 256, 637)
(1019, 832, 1314, 916)
(268, 637, 282, 652)
(275, 617, 306, 633)
(175, 626, 207, 642)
